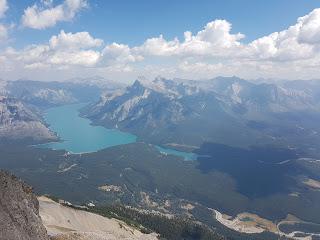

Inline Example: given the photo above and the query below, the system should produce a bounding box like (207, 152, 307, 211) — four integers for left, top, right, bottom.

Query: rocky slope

(0, 170, 158, 240)
(0, 96, 56, 142)
(39, 196, 158, 240)
(194, 76, 320, 113)
(0, 170, 50, 240)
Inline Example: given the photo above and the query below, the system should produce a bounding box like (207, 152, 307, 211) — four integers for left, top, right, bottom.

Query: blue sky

(6, 0, 320, 47)
(0, 0, 320, 81)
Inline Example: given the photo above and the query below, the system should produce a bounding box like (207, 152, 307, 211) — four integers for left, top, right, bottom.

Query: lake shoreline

(37, 103, 198, 161)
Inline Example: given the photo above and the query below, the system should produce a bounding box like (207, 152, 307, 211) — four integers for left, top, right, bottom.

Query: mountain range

(0, 77, 122, 142)
(1, 76, 320, 154)
(84, 76, 320, 157)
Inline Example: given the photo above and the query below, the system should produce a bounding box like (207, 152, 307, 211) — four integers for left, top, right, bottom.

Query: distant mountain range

(84, 77, 320, 156)
(0, 77, 123, 142)
(1, 76, 320, 155)
(5, 80, 102, 108)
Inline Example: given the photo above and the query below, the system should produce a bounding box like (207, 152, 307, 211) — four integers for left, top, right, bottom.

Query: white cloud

(297, 8, 320, 45)
(22, 0, 88, 29)
(135, 19, 244, 58)
(187, 19, 244, 48)
(4, 30, 101, 69)
(102, 43, 143, 64)
(248, 8, 320, 61)
(135, 9, 320, 63)
(0, 0, 8, 18)
(49, 30, 103, 49)
(135, 35, 180, 56)
(48, 49, 100, 66)
(2, 8, 320, 81)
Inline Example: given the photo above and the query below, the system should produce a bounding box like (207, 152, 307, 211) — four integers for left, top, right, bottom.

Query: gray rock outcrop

(0, 170, 49, 240)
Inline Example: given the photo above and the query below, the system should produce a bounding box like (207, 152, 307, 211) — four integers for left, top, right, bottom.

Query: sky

(0, 0, 320, 82)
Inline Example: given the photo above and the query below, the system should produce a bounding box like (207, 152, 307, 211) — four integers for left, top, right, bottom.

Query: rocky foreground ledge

(38, 195, 157, 240)
(0, 170, 158, 240)
(0, 170, 49, 240)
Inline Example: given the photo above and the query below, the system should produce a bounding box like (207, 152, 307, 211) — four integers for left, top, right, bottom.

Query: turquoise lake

(39, 103, 197, 160)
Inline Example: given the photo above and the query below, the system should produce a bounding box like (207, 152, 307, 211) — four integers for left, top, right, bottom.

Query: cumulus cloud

(102, 43, 143, 65)
(135, 19, 244, 58)
(48, 49, 100, 66)
(4, 30, 101, 69)
(249, 8, 320, 61)
(2, 8, 320, 81)
(0, 0, 8, 18)
(21, 0, 88, 29)
(135, 35, 180, 56)
(49, 30, 103, 49)
(135, 9, 320, 63)
(297, 8, 320, 45)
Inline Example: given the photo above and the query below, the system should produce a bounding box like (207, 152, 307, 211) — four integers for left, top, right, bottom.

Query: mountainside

(0, 96, 56, 142)
(0, 77, 124, 142)
(0, 169, 228, 240)
(84, 77, 320, 154)
(39, 196, 158, 240)
(0, 170, 49, 240)
(0, 170, 159, 240)
(84, 78, 250, 146)
(195, 77, 320, 113)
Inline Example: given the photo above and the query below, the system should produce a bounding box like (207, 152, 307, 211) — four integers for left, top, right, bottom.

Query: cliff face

(0, 170, 49, 240)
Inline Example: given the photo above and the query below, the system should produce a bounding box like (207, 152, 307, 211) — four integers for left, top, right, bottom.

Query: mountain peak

(131, 79, 146, 89)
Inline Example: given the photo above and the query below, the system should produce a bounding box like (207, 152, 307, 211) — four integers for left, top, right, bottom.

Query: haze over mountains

(1, 76, 320, 156)
(85, 76, 320, 157)
(0, 77, 122, 142)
